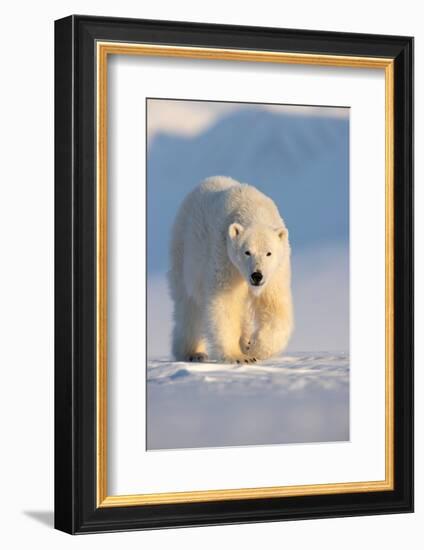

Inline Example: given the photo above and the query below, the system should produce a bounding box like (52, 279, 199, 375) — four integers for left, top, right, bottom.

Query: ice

(147, 352, 349, 450)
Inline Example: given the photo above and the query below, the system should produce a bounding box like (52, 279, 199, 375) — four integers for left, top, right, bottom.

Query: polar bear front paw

(237, 357, 257, 364)
(240, 337, 251, 355)
(239, 339, 259, 363)
(187, 352, 209, 363)
(221, 353, 257, 364)
(246, 337, 274, 361)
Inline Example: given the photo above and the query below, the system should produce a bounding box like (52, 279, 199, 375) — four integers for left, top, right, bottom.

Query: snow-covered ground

(147, 352, 349, 450)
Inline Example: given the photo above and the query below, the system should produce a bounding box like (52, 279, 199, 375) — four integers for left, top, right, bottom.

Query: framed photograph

(54, 15, 413, 534)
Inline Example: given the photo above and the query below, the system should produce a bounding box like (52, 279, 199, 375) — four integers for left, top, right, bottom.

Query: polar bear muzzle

(250, 271, 264, 286)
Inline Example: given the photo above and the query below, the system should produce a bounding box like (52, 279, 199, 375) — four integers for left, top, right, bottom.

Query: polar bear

(168, 176, 293, 363)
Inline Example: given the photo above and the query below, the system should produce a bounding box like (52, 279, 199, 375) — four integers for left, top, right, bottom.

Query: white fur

(168, 176, 293, 363)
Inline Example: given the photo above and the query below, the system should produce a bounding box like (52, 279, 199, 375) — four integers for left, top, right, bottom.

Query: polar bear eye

(244, 250, 251, 256)
(266, 252, 272, 256)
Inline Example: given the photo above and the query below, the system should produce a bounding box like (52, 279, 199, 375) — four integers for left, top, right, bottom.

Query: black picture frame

(55, 14, 413, 534)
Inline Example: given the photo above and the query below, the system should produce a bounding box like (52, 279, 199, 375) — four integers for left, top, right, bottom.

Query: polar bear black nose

(250, 271, 263, 285)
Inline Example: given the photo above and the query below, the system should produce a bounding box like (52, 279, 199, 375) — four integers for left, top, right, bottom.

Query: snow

(147, 352, 349, 450)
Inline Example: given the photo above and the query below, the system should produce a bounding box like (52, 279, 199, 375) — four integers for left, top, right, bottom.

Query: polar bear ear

(228, 222, 244, 240)
(276, 227, 288, 240)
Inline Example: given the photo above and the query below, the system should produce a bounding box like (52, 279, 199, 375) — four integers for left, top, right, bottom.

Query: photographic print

(146, 98, 350, 450)
(55, 17, 413, 533)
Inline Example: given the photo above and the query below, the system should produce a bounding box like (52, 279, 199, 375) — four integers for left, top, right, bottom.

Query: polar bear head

(227, 222, 289, 295)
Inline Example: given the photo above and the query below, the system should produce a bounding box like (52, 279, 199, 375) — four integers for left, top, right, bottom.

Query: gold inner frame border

(96, 42, 394, 508)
